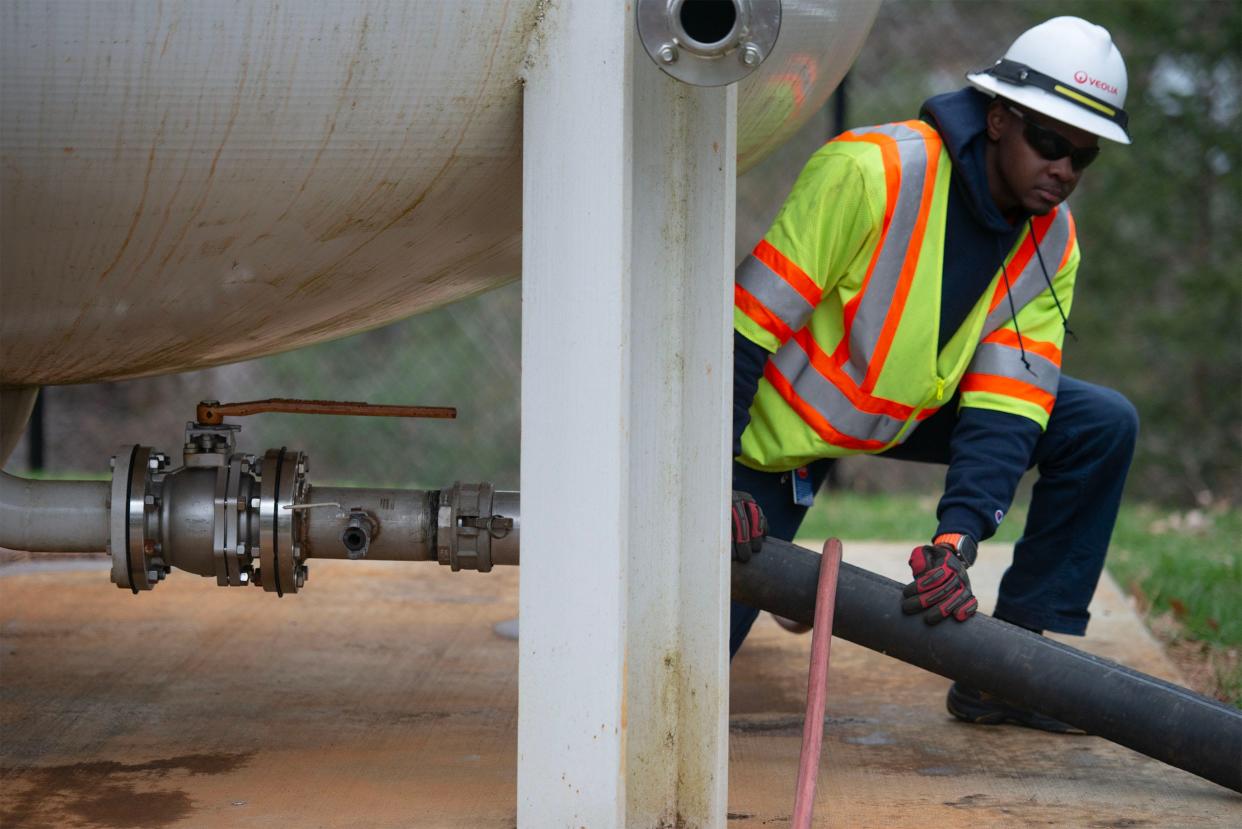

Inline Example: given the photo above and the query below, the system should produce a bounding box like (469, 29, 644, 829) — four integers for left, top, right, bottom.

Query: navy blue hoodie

(733, 88, 1043, 544)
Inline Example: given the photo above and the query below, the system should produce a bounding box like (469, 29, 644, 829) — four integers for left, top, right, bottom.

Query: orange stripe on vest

(961, 373, 1056, 414)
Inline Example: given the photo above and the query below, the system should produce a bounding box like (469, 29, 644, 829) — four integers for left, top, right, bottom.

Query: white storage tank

(1, 0, 878, 385)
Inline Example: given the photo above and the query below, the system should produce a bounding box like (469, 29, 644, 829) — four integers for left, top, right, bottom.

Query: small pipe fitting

(340, 509, 376, 560)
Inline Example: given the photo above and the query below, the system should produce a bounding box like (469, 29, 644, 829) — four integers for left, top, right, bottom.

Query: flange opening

(676, 0, 740, 52)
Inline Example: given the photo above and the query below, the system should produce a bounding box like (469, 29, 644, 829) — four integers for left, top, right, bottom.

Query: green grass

(797, 492, 1241, 704)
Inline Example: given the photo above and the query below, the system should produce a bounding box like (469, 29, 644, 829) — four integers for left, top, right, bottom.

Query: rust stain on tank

(275, 14, 371, 225)
(198, 236, 236, 257)
(159, 19, 179, 59)
(95, 114, 165, 286)
(290, 3, 516, 299)
(128, 153, 194, 280)
(155, 38, 252, 275)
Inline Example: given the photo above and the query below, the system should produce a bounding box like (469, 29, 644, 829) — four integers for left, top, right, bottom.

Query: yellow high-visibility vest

(735, 120, 1079, 472)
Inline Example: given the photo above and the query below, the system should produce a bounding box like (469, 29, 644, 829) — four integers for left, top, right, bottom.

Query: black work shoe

(946, 682, 1085, 734)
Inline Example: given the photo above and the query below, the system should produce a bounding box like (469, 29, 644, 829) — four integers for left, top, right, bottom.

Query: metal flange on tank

(637, 0, 781, 86)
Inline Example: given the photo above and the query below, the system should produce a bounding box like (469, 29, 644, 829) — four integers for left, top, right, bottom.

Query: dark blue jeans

(730, 375, 1138, 656)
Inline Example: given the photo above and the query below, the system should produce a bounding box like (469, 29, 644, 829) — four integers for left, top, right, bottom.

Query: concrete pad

(1, 559, 520, 829)
(1, 545, 1238, 828)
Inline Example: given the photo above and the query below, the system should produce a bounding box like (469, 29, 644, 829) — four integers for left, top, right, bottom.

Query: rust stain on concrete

(0, 753, 252, 829)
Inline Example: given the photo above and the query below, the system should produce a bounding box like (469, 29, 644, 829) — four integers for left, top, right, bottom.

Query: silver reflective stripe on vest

(736, 253, 816, 334)
(838, 123, 935, 386)
(967, 341, 1060, 395)
(771, 340, 909, 444)
(983, 209, 1074, 333)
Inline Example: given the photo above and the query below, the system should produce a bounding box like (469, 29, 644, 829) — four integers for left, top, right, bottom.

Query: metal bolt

(658, 42, 678, 64)
(149, 457, 159, 470)
(147, 569, 159, 583)
(109, 456, 116, 469)
(239, 571, 249, 584)
(144, 494, 155, 506)
(236, 543, 246, 557)
(740, 42, 762, 67)
(250, 497, 261, 510)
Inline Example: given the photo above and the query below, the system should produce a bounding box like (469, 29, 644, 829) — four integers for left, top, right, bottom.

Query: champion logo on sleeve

(994, 509, 1005, 526)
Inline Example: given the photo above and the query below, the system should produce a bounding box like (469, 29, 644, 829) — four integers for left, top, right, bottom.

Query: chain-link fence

(8, 1, 1239, 505)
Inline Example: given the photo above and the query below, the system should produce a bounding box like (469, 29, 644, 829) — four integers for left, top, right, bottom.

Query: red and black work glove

(901, 534, 979, 625)
(730, 490, 767, 563)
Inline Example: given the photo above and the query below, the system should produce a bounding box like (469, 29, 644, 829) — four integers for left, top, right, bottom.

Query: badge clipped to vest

(791, 465, 815, 507)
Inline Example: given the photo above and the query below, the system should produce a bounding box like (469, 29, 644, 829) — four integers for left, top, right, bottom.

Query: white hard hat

(967, 16, 1131, 145)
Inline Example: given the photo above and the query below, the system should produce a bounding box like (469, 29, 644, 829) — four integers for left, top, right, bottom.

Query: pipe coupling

(436, 482, 520, 572)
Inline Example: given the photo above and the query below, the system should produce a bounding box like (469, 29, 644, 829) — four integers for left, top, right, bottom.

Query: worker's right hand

(901, 541, 978, 624)
(730, 491, 767, 563)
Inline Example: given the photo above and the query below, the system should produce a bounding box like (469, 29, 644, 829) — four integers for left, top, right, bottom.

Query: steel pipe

(0, 471, 109, 552)
(303, 487, 436, 562)
(733, 537, 1242, 793)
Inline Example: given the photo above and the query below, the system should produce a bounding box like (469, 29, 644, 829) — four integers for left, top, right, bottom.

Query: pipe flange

(109, 445, 171, 592)
(212, 455, 257, 586)
(637, 0, 781, 87)
(257, 448, 307, 595)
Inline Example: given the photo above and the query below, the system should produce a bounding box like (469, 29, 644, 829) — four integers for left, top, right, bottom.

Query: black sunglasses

(1007, 106, 1100, 172)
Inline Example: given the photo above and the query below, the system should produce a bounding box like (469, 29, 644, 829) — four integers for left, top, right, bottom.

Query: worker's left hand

(901, 541, 978, 624)
(730, 491, 767, 563)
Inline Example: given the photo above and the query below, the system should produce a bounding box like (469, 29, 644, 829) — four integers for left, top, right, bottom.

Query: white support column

(518, 5, 736, 827)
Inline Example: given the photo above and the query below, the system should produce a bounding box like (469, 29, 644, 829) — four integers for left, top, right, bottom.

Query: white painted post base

(518, 5, 736, 828)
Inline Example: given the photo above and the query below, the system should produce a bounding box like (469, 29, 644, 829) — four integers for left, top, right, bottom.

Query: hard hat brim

(967, 72, 1132, 145)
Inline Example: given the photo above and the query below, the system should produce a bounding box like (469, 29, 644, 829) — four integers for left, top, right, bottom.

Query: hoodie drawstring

(1028, 217, 1076, 341)
(998, 254, 1036, 377)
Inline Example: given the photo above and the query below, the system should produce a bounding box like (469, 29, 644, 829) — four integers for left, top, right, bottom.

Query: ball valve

(106, 399, 520, 595)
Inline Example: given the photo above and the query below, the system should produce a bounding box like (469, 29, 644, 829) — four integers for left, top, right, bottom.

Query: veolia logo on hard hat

(1073, 70, 1119, 96)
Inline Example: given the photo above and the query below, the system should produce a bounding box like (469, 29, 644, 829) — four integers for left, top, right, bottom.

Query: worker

(728, 17, 1138, 732)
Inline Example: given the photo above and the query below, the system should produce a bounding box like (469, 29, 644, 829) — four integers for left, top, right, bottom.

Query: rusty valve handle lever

(196, 398, 457, 425)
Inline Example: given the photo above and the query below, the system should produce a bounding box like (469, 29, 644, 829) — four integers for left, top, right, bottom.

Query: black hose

(732, 537, 1242, 793)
